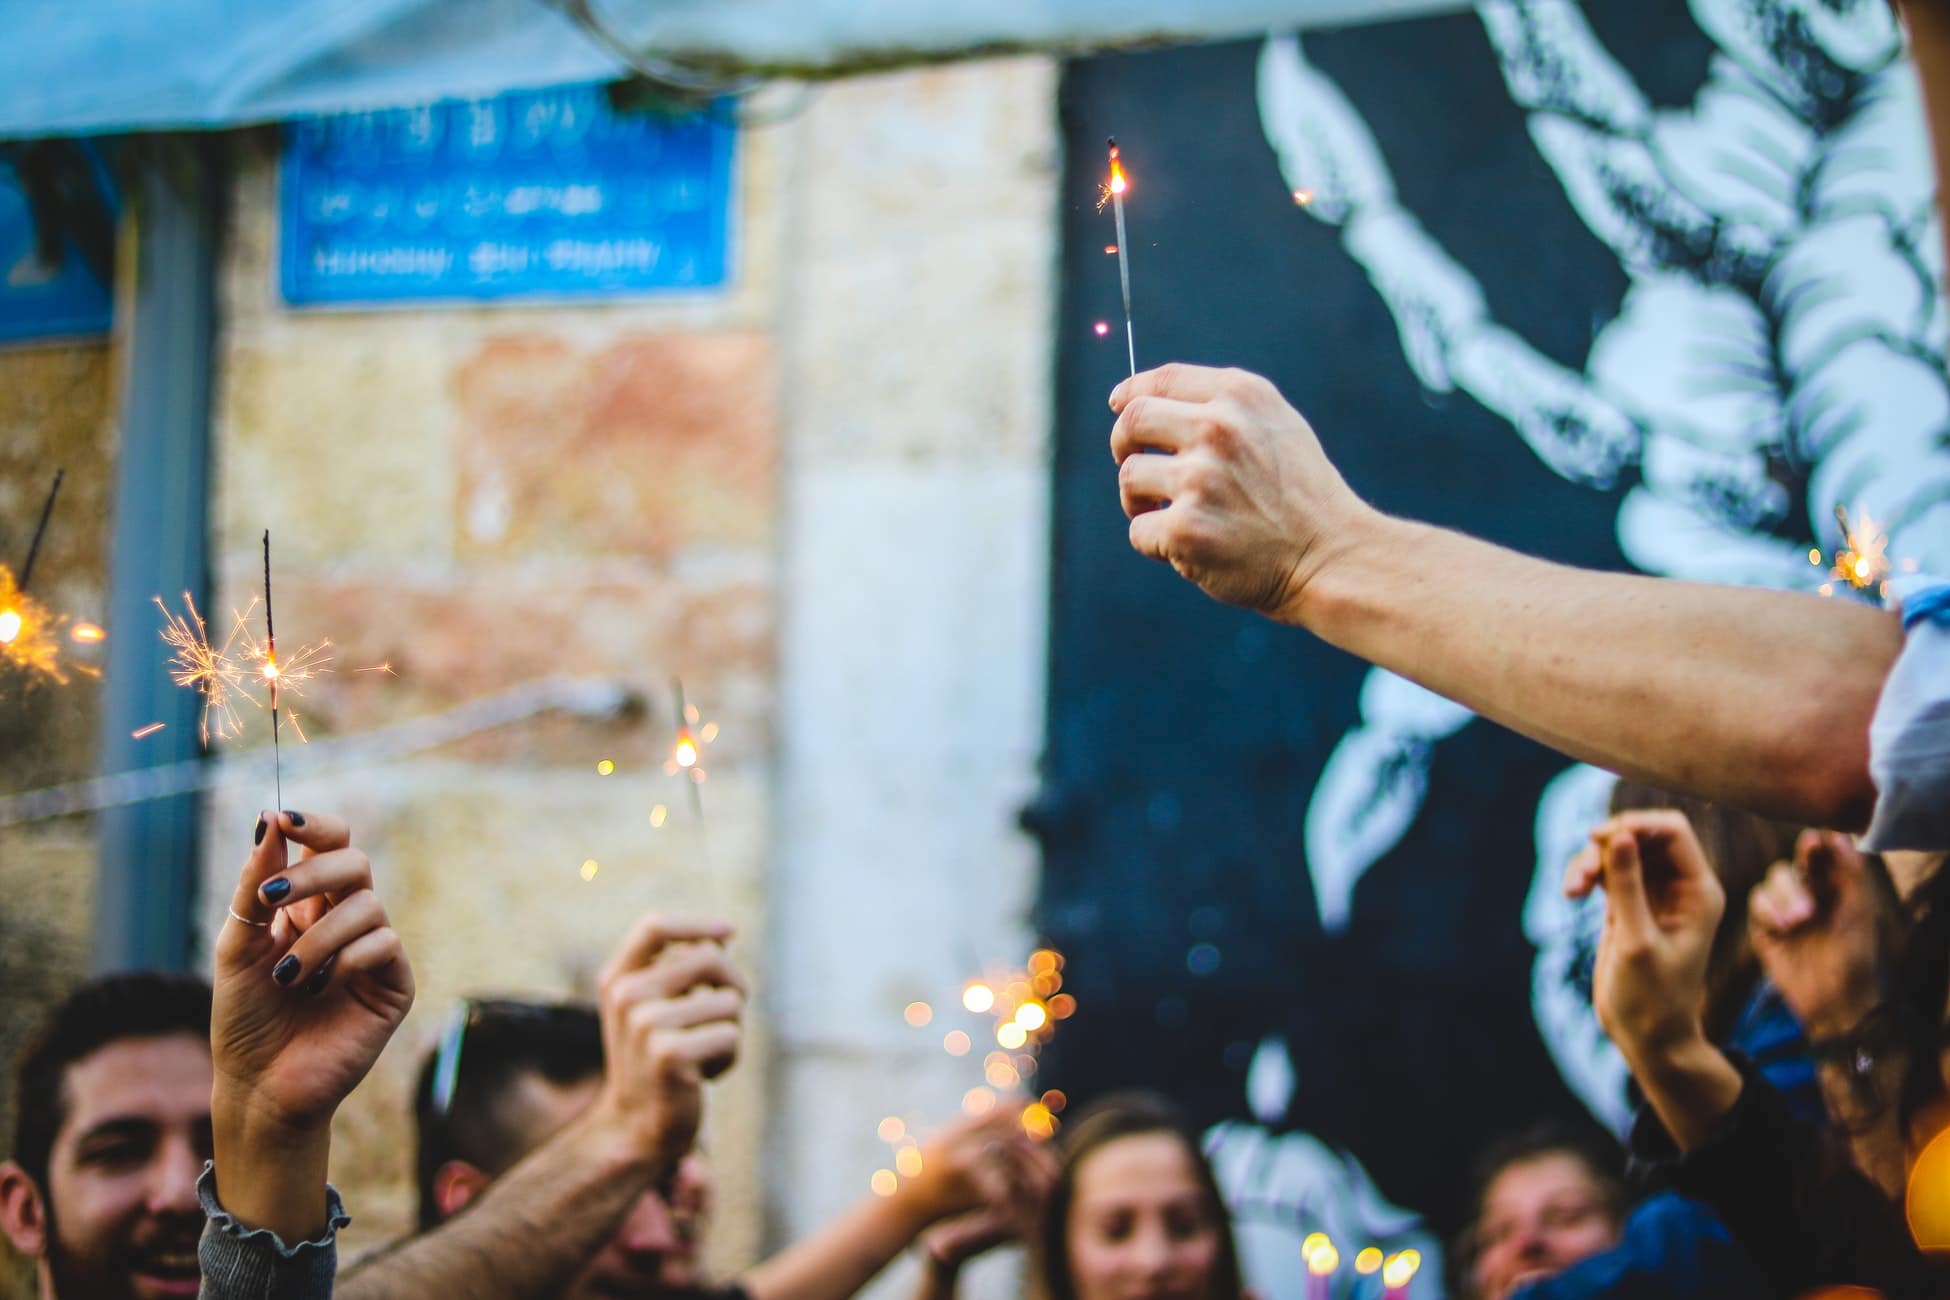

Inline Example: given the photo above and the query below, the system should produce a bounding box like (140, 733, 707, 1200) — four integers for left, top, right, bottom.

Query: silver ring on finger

(227, 905, 270, 928)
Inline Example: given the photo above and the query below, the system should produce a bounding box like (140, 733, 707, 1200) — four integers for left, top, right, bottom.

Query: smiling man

(0, 973, 214, 1300)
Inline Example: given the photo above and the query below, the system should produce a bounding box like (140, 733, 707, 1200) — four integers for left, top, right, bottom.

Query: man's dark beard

(43, 1206, 203, 1300)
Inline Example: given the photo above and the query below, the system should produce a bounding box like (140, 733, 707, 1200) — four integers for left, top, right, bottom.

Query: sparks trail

(156, 591, 249, 745)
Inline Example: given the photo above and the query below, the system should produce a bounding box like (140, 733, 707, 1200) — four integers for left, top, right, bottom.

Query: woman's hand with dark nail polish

(260, 877, 291, 904)
(272, 954, 301, 985)
(254, 815, 268, 845)
(282, 810, 307, 828)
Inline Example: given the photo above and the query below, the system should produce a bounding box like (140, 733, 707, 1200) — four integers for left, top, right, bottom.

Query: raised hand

(1748, 830, 1886, 1038)
(215, 810, 414, 1131)
(1566, 809, 1741, 1149)
(1109, 364, 1369, 621)
(1566, 810, 1724, 1059)
(589, 915, 747, 1172)
(211, 810, 415, 1242)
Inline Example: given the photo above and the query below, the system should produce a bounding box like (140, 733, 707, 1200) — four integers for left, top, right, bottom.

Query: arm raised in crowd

(203, 810, 416, 1295)
(1109, 365, 1899, 830)
(337, 915, 745, 1300)
(1567, 811, 1743, 1150)
(743, 1110, 1051, 1300)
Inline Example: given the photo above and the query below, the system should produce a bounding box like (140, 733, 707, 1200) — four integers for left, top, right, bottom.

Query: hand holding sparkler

(211, 809, 414, 1243)
(1110, 364, 1370, 622)
(588, 914, 746, 1172)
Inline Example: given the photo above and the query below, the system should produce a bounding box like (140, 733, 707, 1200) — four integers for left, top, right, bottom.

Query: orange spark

(131, 721, 166, 740)
(0, 565, 70, 684)
(1831, 505, 1892, 591)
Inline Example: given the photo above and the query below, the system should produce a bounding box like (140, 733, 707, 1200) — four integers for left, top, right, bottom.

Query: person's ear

(433, 1161, 493, 1220)
(0, 1160, 50, 1257)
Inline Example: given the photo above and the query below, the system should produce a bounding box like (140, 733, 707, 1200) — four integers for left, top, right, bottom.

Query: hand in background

(589, 915, 747, 1173)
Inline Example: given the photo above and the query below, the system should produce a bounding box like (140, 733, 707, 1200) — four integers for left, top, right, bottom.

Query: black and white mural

(1039, 1, 1950, 1295)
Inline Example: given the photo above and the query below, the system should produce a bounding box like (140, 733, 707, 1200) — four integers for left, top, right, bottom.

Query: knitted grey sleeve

(196, 1162, 350, 1300)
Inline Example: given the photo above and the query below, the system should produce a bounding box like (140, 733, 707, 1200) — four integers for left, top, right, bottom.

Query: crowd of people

(7, 0, 1950, 1296)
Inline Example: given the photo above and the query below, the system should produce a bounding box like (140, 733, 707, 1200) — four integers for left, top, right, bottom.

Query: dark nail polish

(305, 968, 331, 996)
(272, 955, 301, 985)
(254, 816, 267, 845)
(283, 810, 306, 827)
(260, 877, 291, 903)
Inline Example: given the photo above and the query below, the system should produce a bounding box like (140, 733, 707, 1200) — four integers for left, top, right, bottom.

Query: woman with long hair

(917, 1092, 1245, 1300)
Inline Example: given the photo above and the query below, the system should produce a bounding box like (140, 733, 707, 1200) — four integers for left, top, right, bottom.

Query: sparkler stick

(19, 468, 63, 593)
(1107, 138, 1135, 376)
(262, 530, 283, 810)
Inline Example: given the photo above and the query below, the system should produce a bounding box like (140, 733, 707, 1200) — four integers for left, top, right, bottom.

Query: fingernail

(254, 815, 267, 845)
(272, 955, 301, 985)
(305, 968, 331, 996)
(260, 877, 291, 903)
(283, 810, 306, 827)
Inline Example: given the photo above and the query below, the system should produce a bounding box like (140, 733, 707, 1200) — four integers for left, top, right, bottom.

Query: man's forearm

(1296, 513, 1900, 829)
(743, 1193, 937, 1300)
(338, 1114, 664, 1300)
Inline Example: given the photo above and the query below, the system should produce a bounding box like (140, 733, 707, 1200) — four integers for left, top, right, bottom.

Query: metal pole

(93, 136, 223, 974)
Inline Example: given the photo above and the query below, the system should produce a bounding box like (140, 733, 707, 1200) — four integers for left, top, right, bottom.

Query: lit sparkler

(228, 570, 332, 764)
(1, 469, 81, 686)
(1102, 138, 1136, 376)
(1809, 503, 1901, 598)
(152, 541, 331, 757)
(665, 676, 714, 795)
(0, 564, 65, 684)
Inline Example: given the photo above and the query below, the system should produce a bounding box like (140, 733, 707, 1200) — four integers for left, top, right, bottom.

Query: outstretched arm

(339, 915, 745, 1300)
(1110, 365, 1899, 829)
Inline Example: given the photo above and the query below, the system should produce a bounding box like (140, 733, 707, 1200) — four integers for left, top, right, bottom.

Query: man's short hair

(8, 972, 213, 1193)
(412, 999, 604, 1228)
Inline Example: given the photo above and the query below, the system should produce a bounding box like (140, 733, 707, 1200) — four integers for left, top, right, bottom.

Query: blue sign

(280, 85, 733, 306)
(0, 147, 114, 345)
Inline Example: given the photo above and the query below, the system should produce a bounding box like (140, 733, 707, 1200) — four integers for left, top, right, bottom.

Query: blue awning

(0, 0, 1466, 139)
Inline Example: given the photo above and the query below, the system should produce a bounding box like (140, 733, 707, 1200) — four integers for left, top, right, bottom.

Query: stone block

(216, 334, 460, 569)
(454, 331, 776, 565)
